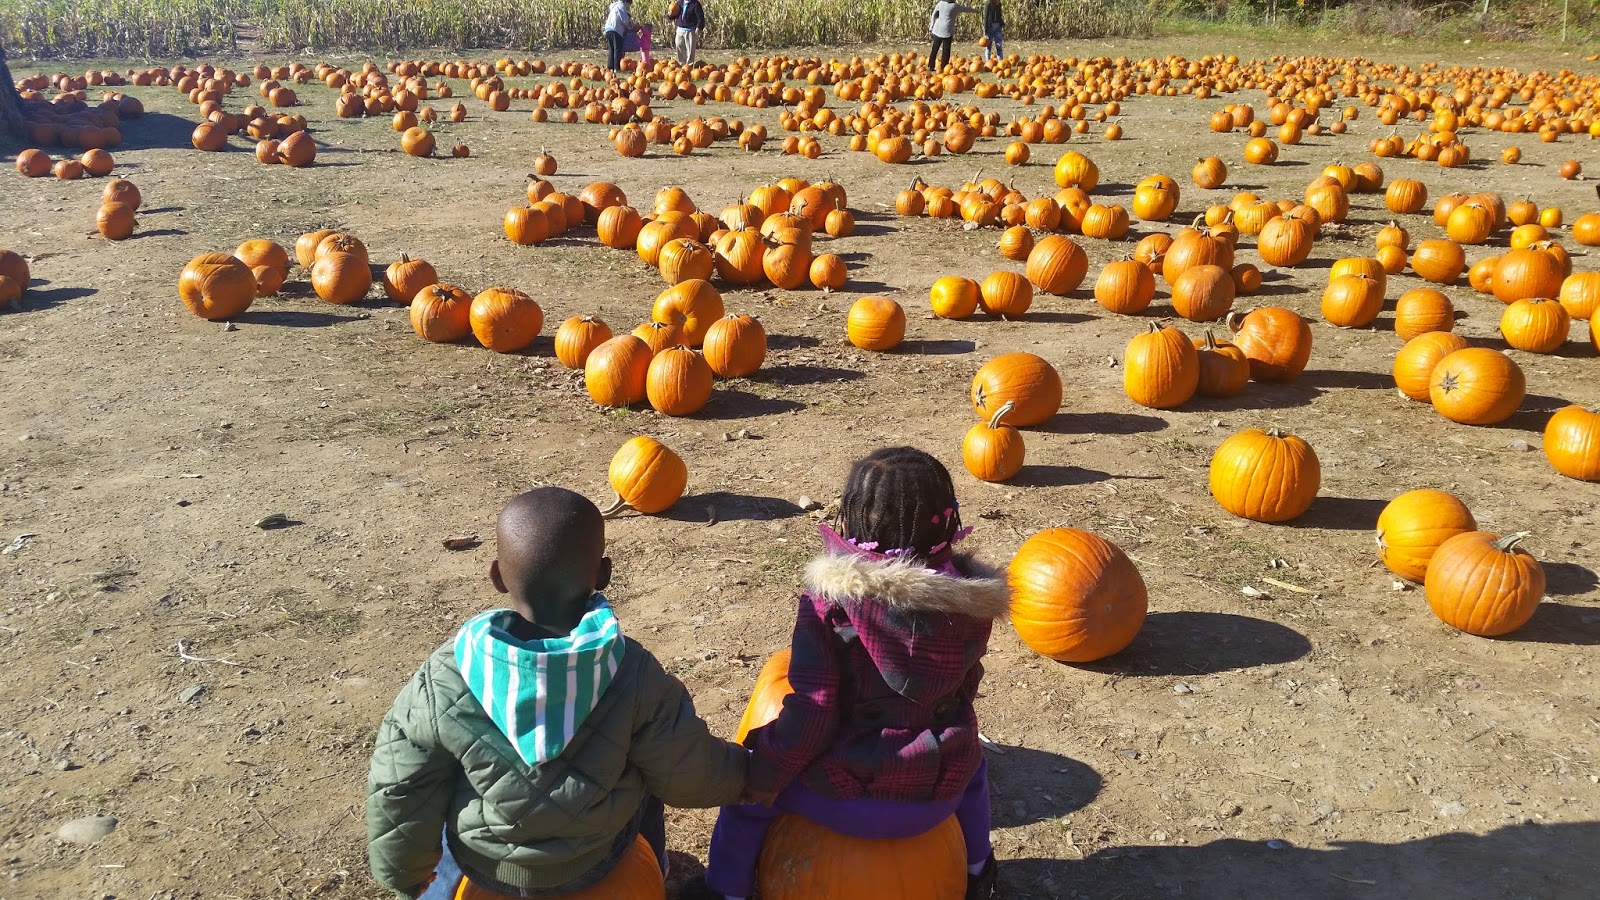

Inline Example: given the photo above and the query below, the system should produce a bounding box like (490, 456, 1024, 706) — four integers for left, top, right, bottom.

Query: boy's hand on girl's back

(739, 787, 777, 807)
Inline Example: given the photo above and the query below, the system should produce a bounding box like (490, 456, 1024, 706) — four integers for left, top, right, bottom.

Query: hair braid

(839, 447, 961, 562)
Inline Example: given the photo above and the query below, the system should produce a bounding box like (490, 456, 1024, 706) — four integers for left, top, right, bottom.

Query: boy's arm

(629, 646, 750, 808)
(747, 600, 842, 799)
(366, 668, 457, 899)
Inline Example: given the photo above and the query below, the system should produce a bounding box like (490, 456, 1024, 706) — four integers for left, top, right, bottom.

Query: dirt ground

(2, 31, 1599, 900)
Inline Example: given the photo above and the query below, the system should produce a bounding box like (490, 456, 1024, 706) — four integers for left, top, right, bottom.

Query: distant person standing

(603, 0, 638, 72)
(929, 0, 978, 71)
(670, 0, 706, 66)
(982, 0, 1003, 62)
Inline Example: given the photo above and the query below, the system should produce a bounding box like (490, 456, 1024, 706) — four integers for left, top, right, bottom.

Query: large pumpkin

(979, 271, 1033, 318)
(1424, 532, 1546, 637)
(652, 279, 725, 346)
(1321, 274, 1383, 328)
(1499, 298, 1570, 354)
(1393, 332, 1469, 401)
(758, 815, 965, 900)
(930, 276, 981, 319)
(0, 249, 32, 288)
(1375, 489, 1477, 582)
(1411, 240, 1466, 285)
(645, 346, 714, 416)
(658, 238, 714, 286)
(1393, 288, 1455, 341)
(311, 251, 372, 304)
(1209, 427, 1320, 523)
(734, 650, 793, 744)
(383, 254, 438, 303)
(846, 297, 905, 351)
(1170, 265, 1235, 322)
(971, 353, 1062, 427)
(469, 287, 543, 352)
(554, 315, 612, 369)
(604, 436, 687, 516)
(1492, 247, 1565, 304)
(702, 314, 767, 378)
(1123, 323, 1199, 409)
(178, 253, 255, 320)
(455, 835, 663, 900)
(1025, 235, 1089, 296)
(411, 283, 474, 342)
(1256, 217, 1314, 268)
(1558, 272, 1600, 320)
(1544, 405, 1600, 481)
(1094, 259, 1155, 314)
(585, 335, 652, 407)
(1429, 348, 1525, 426)
(1008, 528, 1147, 662)
(1226, 307, 1312, 381)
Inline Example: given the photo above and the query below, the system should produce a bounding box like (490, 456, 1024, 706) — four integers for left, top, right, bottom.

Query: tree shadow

(1074, 611, 1312, 676)
(697, 389, 806, 419)
(662, 492, 804, 523)
(116, 112, 208, 151)
(1542, 561, 1600, 597)
(986, 743, 1103, 827)
(13, 286, 96, 311)
(1002, 822, 1600, 900)
(1009, 465, 1113, 487)
(1286, 496, 1388, 531)
(898, 338, 976, 355)
(234, 309, 362, 328)
(752, 364, 865, 386)
(1034, 411, 1170, 435)
(1297, 368, 1392, 390)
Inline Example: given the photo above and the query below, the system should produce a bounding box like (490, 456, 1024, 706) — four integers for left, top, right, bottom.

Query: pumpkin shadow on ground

(1008, 465, 1116, 488)
(1074, 611, 1312, 677)
(1540, 561, 1600, 598)
(986, 744, 1103, 828)
(849, 222, 896, 238)
(767, 334, 822, 351)
(1493, 393, 1570, 433)
(1032, 411, 1169, 435)
(233, 309, 365, 328)
(750, 364, 863, 387)
(1285, 496, 1388, 531)
(124, 228, 188, 240)
(661, 492, 804, 523)
(1296, 368, 1392, 390)
(695, 389, 805, 419)
(14, 286, 96, 311)
(1500, 600, 1600, 645)
(898, 339, 976, 355)
(1094, 182, 1136, 197)
(1020, 310, 1098, 325)
(1186, 383, 1318, 412)
(999, 822, 1600, 900)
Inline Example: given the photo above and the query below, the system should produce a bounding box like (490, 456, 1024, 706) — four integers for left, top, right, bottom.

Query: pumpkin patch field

(4, 31, 1600, 900)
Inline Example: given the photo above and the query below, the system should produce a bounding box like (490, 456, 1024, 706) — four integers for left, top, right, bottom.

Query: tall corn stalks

(1, 0, 1153, 57)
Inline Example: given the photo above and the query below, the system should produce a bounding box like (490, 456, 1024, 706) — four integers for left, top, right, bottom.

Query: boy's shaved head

(491, 488, 610, 633)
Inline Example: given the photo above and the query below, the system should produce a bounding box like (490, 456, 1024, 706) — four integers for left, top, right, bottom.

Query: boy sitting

(367, 487, 747, 898)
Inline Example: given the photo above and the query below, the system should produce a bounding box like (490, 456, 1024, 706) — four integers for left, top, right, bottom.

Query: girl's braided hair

(838, 446, 962, 563)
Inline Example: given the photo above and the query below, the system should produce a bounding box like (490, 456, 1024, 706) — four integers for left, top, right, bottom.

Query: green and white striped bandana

(453, 597, 625, 767)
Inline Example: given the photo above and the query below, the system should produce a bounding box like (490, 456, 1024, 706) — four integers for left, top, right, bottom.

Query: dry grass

(0, 0, 1153, 57)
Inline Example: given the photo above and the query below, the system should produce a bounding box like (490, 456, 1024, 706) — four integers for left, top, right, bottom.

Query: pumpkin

(930, 276, 981, 320)
(1499, 298, 1570, 354)
(95, 201, 136, 240)
(1123, 323, 1199, 409)
(1433, 193, 1468, 225)
(469, 287, 543, 352)
(410, 283, 473, 341)
(555, 315, 612, 369)
(1393, 332, 1470, 401)
(846, 297, 905, 351)
(1025, 235, 1088, 296)
(1243, 137, 1278, 164)
(400, 126, 435, 157)
(1544, 405, 1600, 481)
(703, 314, 767, 378)
(597, 206, 644, 249)
(0, 275, 20, 308)
(1080, 204, 1130, 240)
(1393, 288, 1455, 340)
(1192, 331, 1250, 398)
(656, 238, 711, 286)
(1321, 274, 1383, 328)
(585, 336, 653, 407)
(235, 239, 289, 274)
(998, 226, 1034, 262)
(1256, 217, 1314, 268)
(1094, 259, 1155, 314)
(1375, 222, 1410, 251)
(278, 131, 315, 167)
(603, 435, 687, 516)
(1410, 240, 1466, 285)
(249, 264, 286, 297)
(1164, 228, 1234, 284)
(102, 177, 141, 207)
(1226, 307, 1311, 381)
(1375, 245, 1408, 276)
(652, 280, 724, 346)
(713, 230, 766, 285)
(1385, 179, 1428, 214)
(457, 835, 662, 900)
(1168, 265, 1234, 322)
(383, 254, 438, 303)
(636, 220, 683, 267)
(1231, 263, 1263, 295)
(645, 346, 715, 416)
(178, 253, 255, 321)
(1192, 156, 1227, 189)
(1132, 180, 1179, 222)
(1007, 528, 1147, 662)
(580, 182, 629, 224)
(1429, 347, 1525, 425)
(15, 148, 51, 177)
(80, 148, 114, 176)
(1376, 489, 1478, 583)
(1304, 183, 1349, 223)
(1573, 213, 1600, 246)
(313, 233, 369, 266)
(971, 353, 1061, 427)
(1444, 202, 1495, 245)
(1209, 427, 1321, 523)
(1424, 532, 1546, 637)
(1558, 273, 1600, 320)
(979, 271, 1033, 319)
(962, 401, 1025, 483)
(734, 650, 793, 744)
(190, 121, 226, 152)
(634, 320, 685, 355)
(810, 253, 848, 291)
(295, 229, 335, 267)
(1492, 248, 1565, 304)
(763, 244, 813, 290)
(1053, 151, 1099, 191)
(757, 815, 965, 900)
(311, 251, 372, 304)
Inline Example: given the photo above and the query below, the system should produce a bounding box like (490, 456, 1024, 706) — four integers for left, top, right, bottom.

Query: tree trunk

(0, 41, 25, 138)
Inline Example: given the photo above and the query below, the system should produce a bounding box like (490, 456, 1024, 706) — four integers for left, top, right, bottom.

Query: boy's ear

(489, 560, 508, 594)
(595, 557, 613, 592)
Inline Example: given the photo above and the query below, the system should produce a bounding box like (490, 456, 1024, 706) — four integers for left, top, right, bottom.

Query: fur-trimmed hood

(803, 552, 1012, 621)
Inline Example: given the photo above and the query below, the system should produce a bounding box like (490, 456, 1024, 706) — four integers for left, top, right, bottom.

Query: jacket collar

(804, 552, 1011, 620)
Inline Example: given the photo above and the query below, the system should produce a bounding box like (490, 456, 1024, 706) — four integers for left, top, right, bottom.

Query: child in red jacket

(701, 447, 1005, 900)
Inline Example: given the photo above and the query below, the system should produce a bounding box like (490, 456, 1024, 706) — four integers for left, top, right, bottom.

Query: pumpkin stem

(1202, 329, 1220, 350)
(1225, 309, 1251, 334)
(1492, 531, 1531, 552)
(599, 494, 629, 519)
(987, 400, 1015, 430)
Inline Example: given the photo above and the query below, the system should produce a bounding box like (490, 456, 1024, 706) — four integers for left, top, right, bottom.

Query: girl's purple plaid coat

(746, 551, 1011, 802)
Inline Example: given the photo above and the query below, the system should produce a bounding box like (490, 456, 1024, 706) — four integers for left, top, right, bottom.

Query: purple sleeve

(748, 599, 841, 796)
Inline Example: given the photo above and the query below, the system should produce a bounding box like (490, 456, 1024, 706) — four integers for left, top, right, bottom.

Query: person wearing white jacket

(603, 0, 638, 71)
(928, 0, 978, 70)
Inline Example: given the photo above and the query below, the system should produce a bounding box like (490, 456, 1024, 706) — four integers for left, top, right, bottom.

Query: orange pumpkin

(1209, 427, 1320, 522)
(585, 335, 653, 407)
(554, 315, 612, 369)
(178, 253, 255, 321)
(734, 650, 793, 744)
(411, 283, 474, 342)
(979, 271, 1033, 318)
(1393, 332, 1470, 401)
(652, 279, 725, 346)
(645, 346, 714, 416)
(962, 401, 1026, 483)
(1171, 265, 1235, 322)
(469, 287, 543, 352)
(930, 276, 981, 320)
(757, 815, 965, 900)
(1499, 298, 1570, 353)
(702, 314, 767, 378)
(1424, 532, 1546, 637)
(1193, 331, 1250, 398)
(604, 435, 687, 515)
(1008, 528, 1148, 662)
(1393, 288, 1455, 341)
(1094, 259, 1155, 314)
(1025, 235, 1089, 296)
(1429, 348, 1525, 425)
(846, 297, 905, 351)
(1123, 323, 1199, 409)
(971, 353, 1061, 427)
(1227, 307, 1312, 381)
(1375, 489, 1478, 583)
(1544, 405, 1600, 481)
(456, 836, 663, 900)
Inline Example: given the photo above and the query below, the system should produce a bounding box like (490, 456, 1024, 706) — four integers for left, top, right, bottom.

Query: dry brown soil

(2, 33, 1599, 900)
